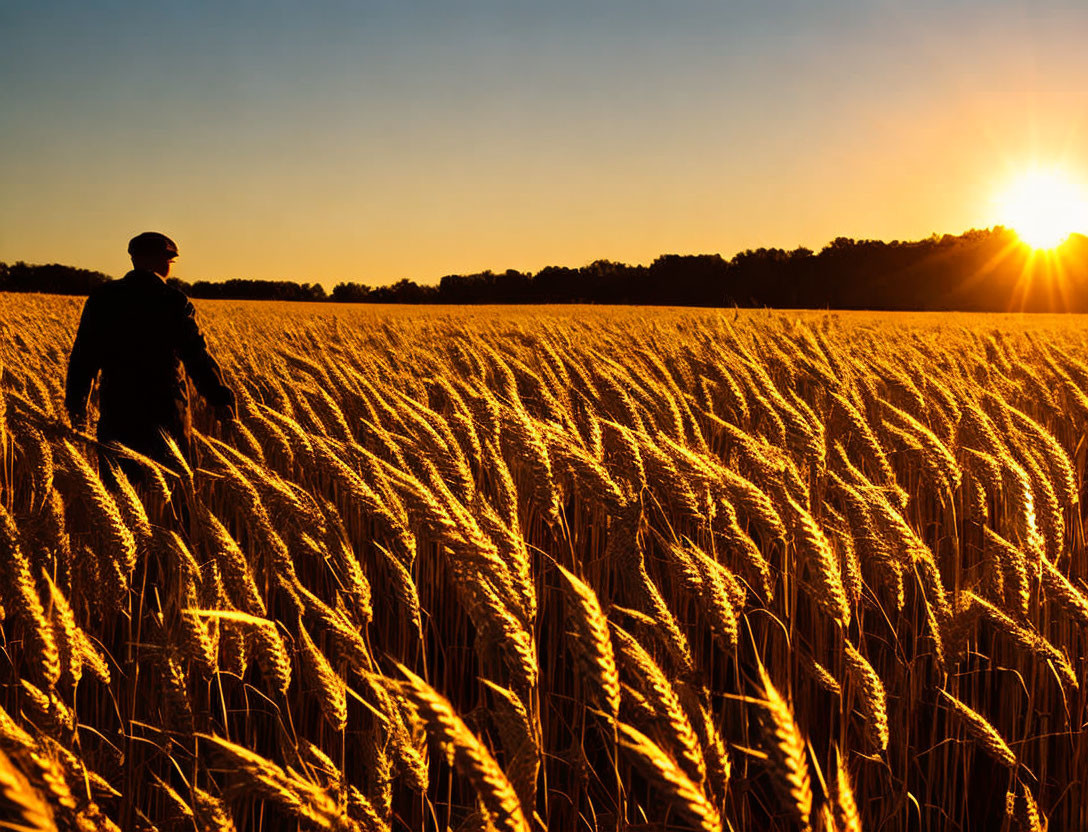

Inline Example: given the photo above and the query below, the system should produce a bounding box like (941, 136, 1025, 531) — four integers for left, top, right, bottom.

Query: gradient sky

(3, 1, 1087, 287)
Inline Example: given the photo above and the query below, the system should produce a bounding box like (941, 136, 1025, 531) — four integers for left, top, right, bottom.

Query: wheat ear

(391, 664, 530, 832)
(614, 720, 722, 832)
(939, 690, 1017, 768)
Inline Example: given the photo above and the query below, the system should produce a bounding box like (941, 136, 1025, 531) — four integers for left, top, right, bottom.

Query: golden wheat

(0, 300, 1086, 830)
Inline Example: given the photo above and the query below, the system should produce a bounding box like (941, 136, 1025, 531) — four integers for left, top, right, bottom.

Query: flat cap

(128, 231, 179, 258)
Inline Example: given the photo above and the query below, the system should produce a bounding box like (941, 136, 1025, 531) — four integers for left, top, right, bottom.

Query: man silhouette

(65, 232, 235, 485)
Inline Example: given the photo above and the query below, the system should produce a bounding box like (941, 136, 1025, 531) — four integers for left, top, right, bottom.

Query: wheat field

(0, 296, 1085, 831)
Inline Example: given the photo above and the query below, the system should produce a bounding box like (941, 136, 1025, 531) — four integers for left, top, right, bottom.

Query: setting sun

(999, 168, 1088, 249)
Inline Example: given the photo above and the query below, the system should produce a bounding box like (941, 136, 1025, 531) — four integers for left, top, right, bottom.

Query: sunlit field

(2, 296, 1087, 832)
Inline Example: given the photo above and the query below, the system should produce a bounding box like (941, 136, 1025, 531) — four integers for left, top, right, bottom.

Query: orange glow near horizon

(997, 167, 1088, 250)
(5, 5, 1088, 287)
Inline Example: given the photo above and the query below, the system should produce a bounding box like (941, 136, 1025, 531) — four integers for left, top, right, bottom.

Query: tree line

(4, 227, 1087, 311)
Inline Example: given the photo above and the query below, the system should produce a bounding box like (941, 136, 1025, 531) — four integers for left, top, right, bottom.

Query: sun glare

(999, 168, 1088, 249)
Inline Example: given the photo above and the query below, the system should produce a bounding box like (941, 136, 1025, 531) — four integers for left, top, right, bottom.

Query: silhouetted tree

(186, 279, 326, 301)
(368, 278, 438, 304)
(331, 282, 372, 302)
(7, 228, 1088, 311)
(0, 261, 110, 295)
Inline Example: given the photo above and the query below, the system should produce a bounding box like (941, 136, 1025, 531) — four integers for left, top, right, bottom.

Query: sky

(2, 1, 1087, 287)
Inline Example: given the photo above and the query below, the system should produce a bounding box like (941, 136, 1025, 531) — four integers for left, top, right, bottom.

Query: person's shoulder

(85, 275, 127, 305)
(163, 280, 191, 303)
(160, 281, 195, 314)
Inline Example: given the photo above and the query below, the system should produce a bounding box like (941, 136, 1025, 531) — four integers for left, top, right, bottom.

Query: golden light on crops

(3, 297, 1088, 829)
(998, 167, 1088, 249)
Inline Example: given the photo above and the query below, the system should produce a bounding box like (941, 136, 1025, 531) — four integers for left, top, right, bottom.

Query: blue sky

(3, 1, 1086, 285)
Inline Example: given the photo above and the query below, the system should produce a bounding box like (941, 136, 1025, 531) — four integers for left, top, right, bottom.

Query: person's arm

(65, 295, 101, 428)
(178, 299, 235, 416)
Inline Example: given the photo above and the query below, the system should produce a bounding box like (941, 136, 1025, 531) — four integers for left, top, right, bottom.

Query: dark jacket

(65, 269, 234, 460)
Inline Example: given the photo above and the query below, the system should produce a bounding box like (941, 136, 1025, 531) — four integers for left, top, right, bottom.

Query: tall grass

(0, 297, 1085, 831)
